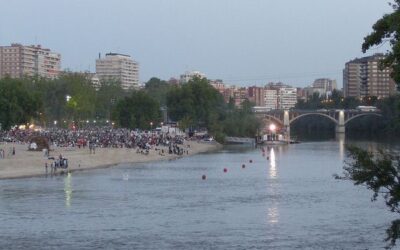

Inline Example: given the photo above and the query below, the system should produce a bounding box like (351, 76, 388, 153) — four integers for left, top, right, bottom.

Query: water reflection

(269, 148, 277, 179)
(64, 173, 72, 207)
(336, 133, 345, 160)
(267, 205, 279, 224)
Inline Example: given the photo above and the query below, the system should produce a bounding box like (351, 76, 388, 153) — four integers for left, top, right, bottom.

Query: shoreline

(0, 141, 222, 180)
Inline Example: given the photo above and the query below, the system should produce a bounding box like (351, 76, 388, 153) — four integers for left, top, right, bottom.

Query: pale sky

(0, 0, 393, 87)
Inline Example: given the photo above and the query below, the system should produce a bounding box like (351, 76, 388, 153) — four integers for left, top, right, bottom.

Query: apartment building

(343, 54, 396, 98)
(96, 53, 139, 90)
(313, 78, 337, 92)
(264, 89, 278, 110)
(233, 87, 248, 107)
(0, 43, 61, 79)
(179, 71, 206, 84)
(248, 86, 265, 106)
(278, 87, 297, 110)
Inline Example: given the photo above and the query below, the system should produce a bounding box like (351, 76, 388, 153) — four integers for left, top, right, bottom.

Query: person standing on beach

(50, 162, 54, 175)
(12, 147, 15, 156)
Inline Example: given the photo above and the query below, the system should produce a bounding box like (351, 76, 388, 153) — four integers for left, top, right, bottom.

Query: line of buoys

(203, 158, 260, 180)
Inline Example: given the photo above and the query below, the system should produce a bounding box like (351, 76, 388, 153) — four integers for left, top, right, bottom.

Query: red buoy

(223, 168, 227, 173)
(202, 175, 207, 180)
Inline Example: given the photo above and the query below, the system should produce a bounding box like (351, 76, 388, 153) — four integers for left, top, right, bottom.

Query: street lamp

(269, 123, 276, 141)
(150, 121, 153, 130)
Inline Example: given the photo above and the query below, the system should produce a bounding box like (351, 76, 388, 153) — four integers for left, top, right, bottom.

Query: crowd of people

(0, 126, 188, 156)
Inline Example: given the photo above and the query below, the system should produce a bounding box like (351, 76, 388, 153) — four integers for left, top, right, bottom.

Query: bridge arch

(289, 113, 338, 125)
(344, 113, 383, 125)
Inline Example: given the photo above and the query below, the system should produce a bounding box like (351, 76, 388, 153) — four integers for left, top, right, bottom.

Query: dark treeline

(0, 73, 129, 129)
(0, 75, 260, 141)
(147, 77, 261, 141)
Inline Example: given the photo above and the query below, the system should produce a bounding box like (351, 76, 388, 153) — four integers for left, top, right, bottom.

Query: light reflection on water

(269, 147, 277, 179)
(337, 133, 345, 160)
(267, 206, 279, 224)
(64, 172, 72, 208)
(0, 140, 397, 249)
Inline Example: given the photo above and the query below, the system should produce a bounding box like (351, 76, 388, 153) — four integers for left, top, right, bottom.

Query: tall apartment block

(343, 54, 396, 98)
(248, 86, 265, 106)
(264, 89, 278, 110)
(278, 87, 297, 110)
(0, 43, 61, 79)
(313, 78, 337, 92)
(96, 53, 139, 90)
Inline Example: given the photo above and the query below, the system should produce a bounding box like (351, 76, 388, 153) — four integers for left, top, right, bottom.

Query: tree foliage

(0, 77, 42, 129)
(0, 73, 133, 129)
(112, 91, 161, 129)
(95, 79, 126, 120)
(166, 77, 225, 130)
(165, 77, 261, 140)
(339, 146, 400, 248)
(362, 0, 400, 86)
(341, 4, 400, 246)
(144, 77, 173, 106)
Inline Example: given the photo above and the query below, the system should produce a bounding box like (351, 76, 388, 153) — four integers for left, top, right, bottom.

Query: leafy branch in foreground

(336, 145, 400, 249)
(362, 0, 400, 87)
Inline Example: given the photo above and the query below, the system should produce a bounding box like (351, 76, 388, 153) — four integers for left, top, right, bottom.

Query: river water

(0, 139, 398, 249)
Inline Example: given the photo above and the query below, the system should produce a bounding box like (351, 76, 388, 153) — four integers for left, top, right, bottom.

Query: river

(0, 138, 398, 249)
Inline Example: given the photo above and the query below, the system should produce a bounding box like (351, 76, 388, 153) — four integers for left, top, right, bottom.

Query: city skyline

(0, 0, 393, 87)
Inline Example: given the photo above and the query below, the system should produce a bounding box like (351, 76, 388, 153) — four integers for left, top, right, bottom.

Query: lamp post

(269, 123, 276, 141)
(150, 121, 153, 131)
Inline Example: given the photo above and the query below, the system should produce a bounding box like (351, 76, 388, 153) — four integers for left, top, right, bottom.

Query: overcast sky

(0, 0, 393, 87)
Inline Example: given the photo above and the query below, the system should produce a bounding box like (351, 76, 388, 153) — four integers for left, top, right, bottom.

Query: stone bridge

(255, 109, 383, 134)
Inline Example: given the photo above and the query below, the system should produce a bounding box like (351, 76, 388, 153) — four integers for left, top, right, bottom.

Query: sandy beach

(0, 141, 221, 180)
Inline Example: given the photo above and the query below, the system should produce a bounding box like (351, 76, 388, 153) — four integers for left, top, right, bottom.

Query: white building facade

(264, 89, 278, 111)
(278, 87, 297, 110)
(96, 53, 139, 90)
(179, 71, 206, 83)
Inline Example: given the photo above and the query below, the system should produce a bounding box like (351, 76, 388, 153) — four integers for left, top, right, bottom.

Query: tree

(144, 77, 172, 106)
(0, 77, 42, 129)
(112, 91, 161, 129)
(362, 0, 400, 87)
(95, 79, 126, 120)
(341, 3, 400, 247)
(166, 77, 225, 130)
(61, 73, 97, 121)
(221, 99, 261, 138)
(338, 146, 400, 249)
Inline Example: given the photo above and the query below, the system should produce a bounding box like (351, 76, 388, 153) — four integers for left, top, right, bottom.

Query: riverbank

(0, 141, 221, 180)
